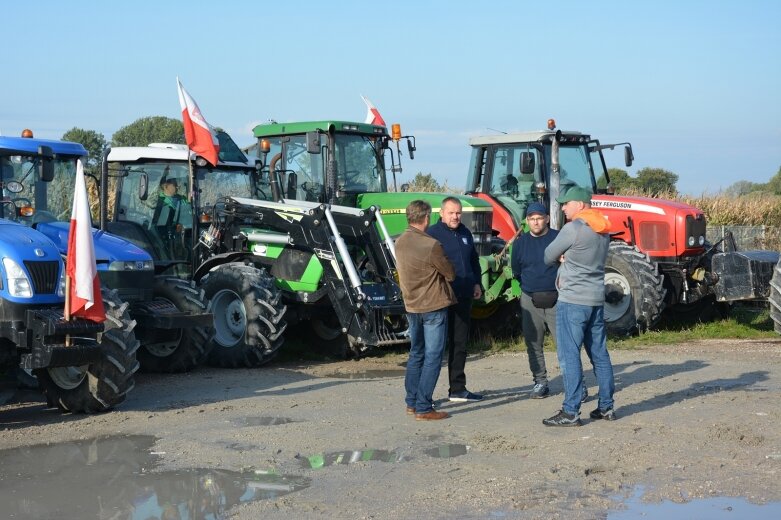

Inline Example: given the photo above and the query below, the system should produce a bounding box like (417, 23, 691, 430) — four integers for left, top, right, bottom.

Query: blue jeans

(556, 302, 615, 415)
(405, 309, 448, 413)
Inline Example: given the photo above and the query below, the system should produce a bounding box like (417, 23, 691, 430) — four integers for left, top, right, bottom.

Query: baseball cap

(555, 186, 592, 204)
(525, 202, 547, 217)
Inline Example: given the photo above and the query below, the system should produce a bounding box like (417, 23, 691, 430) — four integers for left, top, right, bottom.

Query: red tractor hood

(590, 194, 706, 257)
(591, 194, 702, 218)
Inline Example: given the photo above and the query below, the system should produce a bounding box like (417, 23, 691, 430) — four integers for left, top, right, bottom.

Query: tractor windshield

(0, 154, 81, 224)
(195, 165, 255, 212)
(472, 144, 543, 224)
(543, 144, 595, 194)
(472, 142, 596, 225)
(331, 133, 386, 194)
(257, 133, 387, 202)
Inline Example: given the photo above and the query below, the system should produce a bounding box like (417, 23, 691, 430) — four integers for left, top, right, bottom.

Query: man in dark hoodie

(542, 187, 616, 427)
(427, 197, 484, 402)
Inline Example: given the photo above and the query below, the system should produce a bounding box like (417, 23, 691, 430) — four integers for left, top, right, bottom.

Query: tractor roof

(469, 130, 589, 146)
(107, 143, 191, 162)
(0, 135, 87, 157)
(108, 131, 251, 167)
(252, 121, 388, 138)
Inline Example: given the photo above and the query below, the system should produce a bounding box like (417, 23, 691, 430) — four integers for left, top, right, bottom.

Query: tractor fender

(192, 252, 253, 282)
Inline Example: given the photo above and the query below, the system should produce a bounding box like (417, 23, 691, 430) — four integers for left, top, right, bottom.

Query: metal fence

(706, 225, 781, 251)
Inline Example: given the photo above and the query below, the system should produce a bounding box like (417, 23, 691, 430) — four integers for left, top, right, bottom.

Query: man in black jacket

(427, 197, 484, 402)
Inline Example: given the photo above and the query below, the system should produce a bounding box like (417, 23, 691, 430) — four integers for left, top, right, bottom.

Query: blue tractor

(1, 132, 214, 375)
(0, 134, 139, 412)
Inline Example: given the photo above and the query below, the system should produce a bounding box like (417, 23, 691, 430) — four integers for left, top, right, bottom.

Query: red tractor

(466, 119, 778, 335)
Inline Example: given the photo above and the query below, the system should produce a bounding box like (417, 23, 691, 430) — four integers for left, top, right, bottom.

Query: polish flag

(361, 95, 386, 127)
(66, 159, 105, 323)
(177, 77, 220, 166)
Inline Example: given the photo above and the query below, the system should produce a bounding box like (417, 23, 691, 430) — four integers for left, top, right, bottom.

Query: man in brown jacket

(396, 200, 456, 421)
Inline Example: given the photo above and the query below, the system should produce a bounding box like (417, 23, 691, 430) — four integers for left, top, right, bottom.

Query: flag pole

(64, 274, 72, 347)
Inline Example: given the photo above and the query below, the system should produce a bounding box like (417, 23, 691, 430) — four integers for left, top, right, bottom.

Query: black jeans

(446, 299, 472, 394)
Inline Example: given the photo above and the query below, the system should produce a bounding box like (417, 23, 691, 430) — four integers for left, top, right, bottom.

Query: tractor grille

(461, 211, 494, 256)
(24, 261, 59, 294)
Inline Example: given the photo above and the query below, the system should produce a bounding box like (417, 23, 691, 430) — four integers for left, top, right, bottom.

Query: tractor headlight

(688, 236, 695, 247)
(2, 258, 33, 298)
(698, 235, 705, 246)
(57, 266, 66, 297)
(108, 260, 154, 271)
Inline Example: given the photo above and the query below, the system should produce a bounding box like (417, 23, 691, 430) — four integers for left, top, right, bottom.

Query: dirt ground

(2, 338, 781, 519)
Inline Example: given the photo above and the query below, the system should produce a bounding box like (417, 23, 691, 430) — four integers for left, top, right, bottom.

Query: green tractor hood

(356, 192, 493, 238)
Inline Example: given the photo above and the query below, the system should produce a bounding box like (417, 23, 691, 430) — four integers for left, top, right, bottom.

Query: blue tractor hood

(35, 222, 152, 268)
(0, 220, 62, 263)
(0, 220, 65, 304)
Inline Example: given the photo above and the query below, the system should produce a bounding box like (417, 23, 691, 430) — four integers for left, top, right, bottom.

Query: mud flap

(712, 250, 780, 301)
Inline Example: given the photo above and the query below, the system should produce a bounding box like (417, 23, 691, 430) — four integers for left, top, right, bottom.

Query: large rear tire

(136, 277, 214, 373)
(201, 264, 288, 368)
(604, 242, 666, 336)
(470, 300, 522, 339)
(35, 287, 140, 413)
(309, 313, 351, 359)
(769, 257, 781, 334)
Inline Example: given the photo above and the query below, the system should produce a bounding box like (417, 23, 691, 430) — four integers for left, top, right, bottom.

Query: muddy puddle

(302, 444, 470, 468)
(610, 486, 781, 519)
(0, 435, 310, 519)
(320, 369, 406, 379)
(231, 415, 298, 426)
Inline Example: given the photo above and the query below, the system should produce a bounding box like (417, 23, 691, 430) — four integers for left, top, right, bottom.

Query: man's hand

(473, 284, 483, 299)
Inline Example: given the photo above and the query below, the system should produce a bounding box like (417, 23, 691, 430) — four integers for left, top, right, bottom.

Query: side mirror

(406, 138, 416, 160)
(520, 152, 535, 174)
(624, 146, 634, 167)
(306, 132, 321, 154)
(38, 146, 54, 182)
(139, 172, 149, 201)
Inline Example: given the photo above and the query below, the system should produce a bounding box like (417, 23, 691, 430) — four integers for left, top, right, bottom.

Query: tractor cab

(105, 131, 260, 278)
(0, 135, 85, 226)
(466, 120, 633, 238)
(249, 121, 415, 207)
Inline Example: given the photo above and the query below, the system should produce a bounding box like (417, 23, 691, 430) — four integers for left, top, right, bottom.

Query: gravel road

(1, 338, 780, 519)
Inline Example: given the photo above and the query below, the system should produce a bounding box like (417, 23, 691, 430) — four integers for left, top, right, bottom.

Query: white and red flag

(361, 95, 386, 127)
(66, 159, 105, 323)
(177, 77, 220, 166)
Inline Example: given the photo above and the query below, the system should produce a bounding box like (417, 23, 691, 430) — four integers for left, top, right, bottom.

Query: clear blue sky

(2, 0, 779, 195)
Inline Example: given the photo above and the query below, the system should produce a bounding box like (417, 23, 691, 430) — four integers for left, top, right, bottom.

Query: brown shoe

(406, 406, 415, 415)
(415, 410, 449, 421)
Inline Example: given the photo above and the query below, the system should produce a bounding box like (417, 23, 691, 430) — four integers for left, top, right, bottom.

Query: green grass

(469, 303, 776, 355)
(609, 303, 775, 349)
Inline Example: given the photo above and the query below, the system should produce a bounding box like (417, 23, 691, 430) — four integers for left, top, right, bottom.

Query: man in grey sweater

(542, 186, 616, 427)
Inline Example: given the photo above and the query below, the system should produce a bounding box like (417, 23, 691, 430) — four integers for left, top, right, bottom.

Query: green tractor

(102, 130, 408, 359)
(249, 121, 520, 338)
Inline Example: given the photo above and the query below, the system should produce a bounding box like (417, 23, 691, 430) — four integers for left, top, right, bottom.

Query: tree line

(61, 116, 184, 175)
(60, 118, 779, 197)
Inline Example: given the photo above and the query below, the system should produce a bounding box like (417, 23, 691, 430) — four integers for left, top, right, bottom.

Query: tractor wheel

(769, 257, 781, 334)
(136, 277, 214, 373)
(470, 300, 522, 339)
(604, 242, 666, 336)
(35, 287, 140, 413)
(201, 264, 288, 368)
(307, 313, 356, 359)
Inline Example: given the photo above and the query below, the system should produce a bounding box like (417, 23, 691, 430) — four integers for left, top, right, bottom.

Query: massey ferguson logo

(591, 199, 665, 215)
